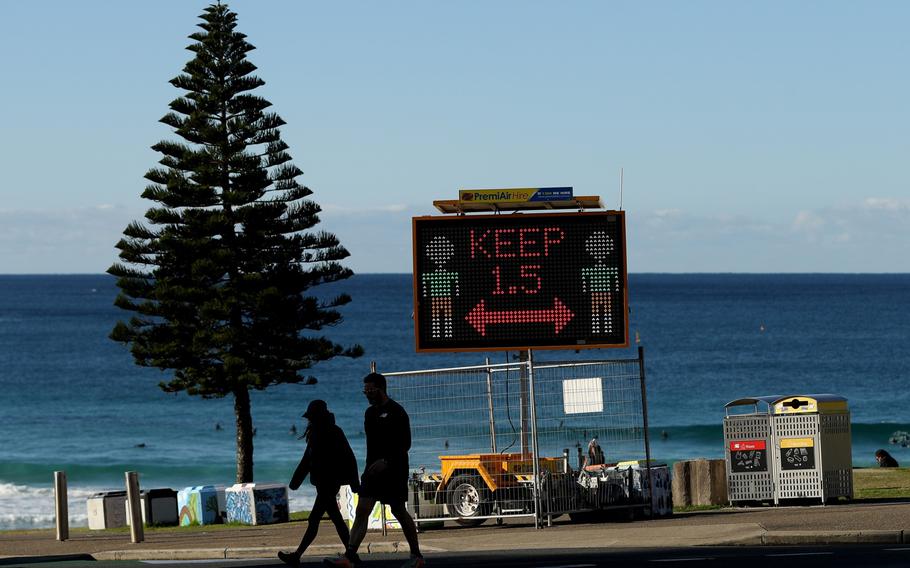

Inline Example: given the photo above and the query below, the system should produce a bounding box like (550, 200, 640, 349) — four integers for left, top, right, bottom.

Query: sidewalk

(2, 501, 909, 562)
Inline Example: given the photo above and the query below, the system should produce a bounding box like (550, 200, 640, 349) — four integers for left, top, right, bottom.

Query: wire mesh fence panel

(530, 358, 652, 517)
(384, 353, 652, 526)
(385, 363, 539, 525)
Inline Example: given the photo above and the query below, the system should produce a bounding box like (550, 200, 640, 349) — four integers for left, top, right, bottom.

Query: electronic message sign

(412, 211, 628, 352)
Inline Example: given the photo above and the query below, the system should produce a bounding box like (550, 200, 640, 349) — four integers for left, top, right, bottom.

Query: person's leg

(345, 495, 376, 559)
(389, 502, 421, 558)
(280, 492, 329, 566)
(324, 492, 351, 548)
(295, 491, 333, 555)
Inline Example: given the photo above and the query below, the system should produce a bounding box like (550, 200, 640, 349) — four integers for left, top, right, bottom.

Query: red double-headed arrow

(466, 298, 574, 336)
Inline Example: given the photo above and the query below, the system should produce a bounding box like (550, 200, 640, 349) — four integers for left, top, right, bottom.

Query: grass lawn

(853, 467, 910, 499)
(672, 467, 910, 513)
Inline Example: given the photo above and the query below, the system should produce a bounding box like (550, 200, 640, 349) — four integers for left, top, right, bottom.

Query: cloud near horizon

(1, 199, 907, 274)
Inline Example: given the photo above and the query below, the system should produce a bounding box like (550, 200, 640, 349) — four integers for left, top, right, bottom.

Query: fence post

(485, 357, 497, 453)
(125, 471, 144, 543)
(54, 471, 68, 541)
(527, 349, 543, 529)
(638, 346, 655, 517)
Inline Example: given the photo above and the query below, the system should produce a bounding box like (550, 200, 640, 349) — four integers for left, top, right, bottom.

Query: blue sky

(1, 1, 907, 273)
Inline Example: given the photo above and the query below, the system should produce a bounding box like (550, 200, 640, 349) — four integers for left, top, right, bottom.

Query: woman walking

(279, 399, 359, 568)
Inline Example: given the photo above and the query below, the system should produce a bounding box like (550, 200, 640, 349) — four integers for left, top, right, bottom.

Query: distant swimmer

(215, 422, 223, 431)
(290, 424, 298, 436)
(759, 323, 766, 333)
(660, 430, 669, 440)
(135, 443, 146, 448)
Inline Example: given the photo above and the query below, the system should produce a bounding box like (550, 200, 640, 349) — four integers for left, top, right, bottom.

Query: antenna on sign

(619, 168, 624, 210)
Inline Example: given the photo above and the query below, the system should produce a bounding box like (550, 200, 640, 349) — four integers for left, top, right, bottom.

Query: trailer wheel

(447, 475, 489, 526)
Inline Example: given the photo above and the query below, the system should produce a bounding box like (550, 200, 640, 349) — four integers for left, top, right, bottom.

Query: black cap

(302, 399, 328, 419)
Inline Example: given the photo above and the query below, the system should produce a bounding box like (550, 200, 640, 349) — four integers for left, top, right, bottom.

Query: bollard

(54, 471, 69, 541)
(125, 471, 144, 543)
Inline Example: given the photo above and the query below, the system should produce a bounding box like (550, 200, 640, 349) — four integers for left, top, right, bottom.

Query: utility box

(772, 394, 852, 503)
(620, 461, 672, 517)
(87, 490, 127, 530)
(124, 488, 178, 527)
(338, 485, 401, 530)
(724, 395, 780, 504)
(177, 485, 226, 526)
(225, 483, 289, 525)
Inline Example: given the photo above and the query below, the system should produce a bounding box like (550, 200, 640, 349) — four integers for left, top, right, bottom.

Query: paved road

(6, 546, 910, 568)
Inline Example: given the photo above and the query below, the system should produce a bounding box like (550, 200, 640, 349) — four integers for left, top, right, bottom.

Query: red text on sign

(470, 227, 565, 259)
(491, 265, 542, 295)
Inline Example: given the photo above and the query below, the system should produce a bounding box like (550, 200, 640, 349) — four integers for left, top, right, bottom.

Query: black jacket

(290, 414, 359, 491)
(365, 398, 411, 471)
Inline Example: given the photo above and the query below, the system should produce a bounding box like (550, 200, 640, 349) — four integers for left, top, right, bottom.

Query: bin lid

(724, 395, 786, 410)
(772, 394, 848, 415)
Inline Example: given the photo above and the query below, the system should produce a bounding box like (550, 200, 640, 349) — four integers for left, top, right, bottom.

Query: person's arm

(289, 445, 312, 490)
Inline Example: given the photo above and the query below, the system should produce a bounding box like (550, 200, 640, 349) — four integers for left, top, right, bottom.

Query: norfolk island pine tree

(109, 2, 362, 483)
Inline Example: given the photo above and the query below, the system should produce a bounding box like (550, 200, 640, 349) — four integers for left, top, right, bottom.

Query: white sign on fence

(562, 377, 604, 414)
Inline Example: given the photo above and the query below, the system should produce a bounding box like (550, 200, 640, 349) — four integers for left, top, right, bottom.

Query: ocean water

(1, 273, 908, 530)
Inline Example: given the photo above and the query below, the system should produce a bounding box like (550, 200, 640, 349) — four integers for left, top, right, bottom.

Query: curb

(94, 545, 341, 562)
(760, 530, 905, 545)
(88, 532, 910, 561)
(93, 542, 443, 562)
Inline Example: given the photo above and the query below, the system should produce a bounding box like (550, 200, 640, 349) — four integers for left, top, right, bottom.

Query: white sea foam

(0, 481, 315, 531)
(1, 482, 102, 531)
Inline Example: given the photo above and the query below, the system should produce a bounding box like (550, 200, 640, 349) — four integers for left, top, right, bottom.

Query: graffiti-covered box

(616, 460, 673, 517)
(177, 485, 226, 526)
(338, 484, 400, 530)
(225, 483, 289, 525)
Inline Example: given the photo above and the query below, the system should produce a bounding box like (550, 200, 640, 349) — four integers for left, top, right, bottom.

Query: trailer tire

(447, 475, 489, 526)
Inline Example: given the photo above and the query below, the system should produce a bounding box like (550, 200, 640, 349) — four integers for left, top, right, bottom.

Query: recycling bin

(772, 394, 852, 503)
(723, 395, 781, 504)
(177, 485, 226, 526)
(125, 488, 179, 527)
(225, 482, 289, 525)
(87, 490, 127, 530)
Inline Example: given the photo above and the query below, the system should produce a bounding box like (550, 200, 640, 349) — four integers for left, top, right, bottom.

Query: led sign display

(412, 211, 628, 352)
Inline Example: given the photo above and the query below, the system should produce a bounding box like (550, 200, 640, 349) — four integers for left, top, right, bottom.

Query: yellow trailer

(434, 453, 565, 525)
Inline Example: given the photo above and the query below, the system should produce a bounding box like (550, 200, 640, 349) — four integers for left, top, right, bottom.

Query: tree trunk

(234, 387, 255, 483)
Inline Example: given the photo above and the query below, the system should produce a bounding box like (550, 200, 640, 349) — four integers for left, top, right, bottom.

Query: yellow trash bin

(772, 394, 852, 503)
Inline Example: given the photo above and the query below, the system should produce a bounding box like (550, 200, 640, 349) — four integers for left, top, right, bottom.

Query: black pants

(294, 485, 350, 554)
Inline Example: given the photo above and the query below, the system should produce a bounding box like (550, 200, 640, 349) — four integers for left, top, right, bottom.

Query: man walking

(325, 372, 424, 568)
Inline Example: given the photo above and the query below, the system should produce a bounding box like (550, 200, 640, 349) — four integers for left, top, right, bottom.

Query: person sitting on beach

(584, 436, 605, 467)
(875, 448, 899, 468)
(278, 399, 359, 568)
